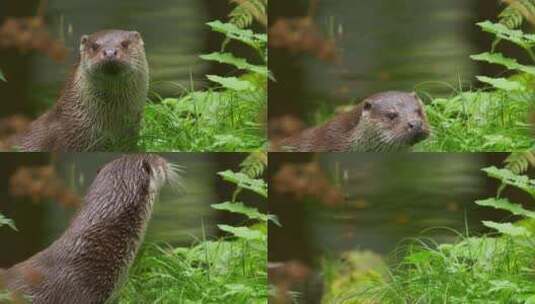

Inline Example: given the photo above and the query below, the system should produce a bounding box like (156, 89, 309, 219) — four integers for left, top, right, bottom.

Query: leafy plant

(417, 20, 535, 152)
(139, 16, 267, 152)
(474, 166, 535, 238)
(228, 0, 267, 28)
(474, 21, 535, 70)
(0, 213, 16, 231)
(504, 151, 535, 174)
(419, 90, 534, 152)
(498, 0, 535, 29)
(202, 21, 268, 78)
(238, 151, 267, 178)
(213, 151, 274, 238)
(0, 213, 16, 303)
(0, 69, 6, 82)
(335, 162, 535, 303)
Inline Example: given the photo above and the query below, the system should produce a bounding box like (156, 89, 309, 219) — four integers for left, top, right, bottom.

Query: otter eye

(121, 40, 130, 49)
(387, 112, 398, 120)
(363, 102, 372, 110)
(90, 43, 100, 52)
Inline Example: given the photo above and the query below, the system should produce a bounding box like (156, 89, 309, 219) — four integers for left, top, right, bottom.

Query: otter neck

(63, 64, 148, 150)
(54, 182, 158, 298)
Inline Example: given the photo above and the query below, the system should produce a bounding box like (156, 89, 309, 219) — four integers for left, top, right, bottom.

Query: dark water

(0, 0, 233, 116)
(0, 153, 264, 268)
(268, 0, 520, 118)
(268, 153, 529, 264)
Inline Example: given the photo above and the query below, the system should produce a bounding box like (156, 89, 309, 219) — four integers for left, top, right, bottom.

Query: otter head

(354, 91, 430, 151)
(87, 154, 181, 211)
(79, 30, 147, 79)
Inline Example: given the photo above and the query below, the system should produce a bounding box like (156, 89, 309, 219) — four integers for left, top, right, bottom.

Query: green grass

(333, 237, 535, 304)
(308, 88, 535, 152)
(119, 152, 268, 303)
(138, 18, 268, 152)
(305, 20, 535, 152)
(416, 21, 535, 151)
(118, 238, 267, 304)
(415, 88, 535, 152)
(139, 88, 266, 152)
(322, 159, 535, 303)
(329, 235, 535, 304)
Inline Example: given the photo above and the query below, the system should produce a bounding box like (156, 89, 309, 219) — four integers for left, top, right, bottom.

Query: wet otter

(0, 154, 180, 304)
(278, 91, 430, 152)
(9, 30, 149, 152)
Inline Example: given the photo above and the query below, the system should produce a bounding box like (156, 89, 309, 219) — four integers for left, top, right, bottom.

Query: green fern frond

(504, 151, 535, 174)
(228, 0, 267, 28)
(499, 5, 525, 28)
(499, 0, 535, 28)
(239, 152, 267, 178)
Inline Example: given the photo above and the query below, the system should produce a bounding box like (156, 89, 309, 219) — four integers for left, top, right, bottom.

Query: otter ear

(141, 159, 152, 175)
(130, 31, 144, 45)
(81, 35, 89, 45)
(363, 101, 372, 111)
(80, 35, 88, 51)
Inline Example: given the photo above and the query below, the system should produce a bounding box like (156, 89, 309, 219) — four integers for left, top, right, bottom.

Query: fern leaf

(239, 152, 267, 178)
(499, 5, 525, 28)
(499, 0, 535, 28)
(228, 0, 267, 28)
(504, 151, 535, 174)
(0, 213, 17, 231)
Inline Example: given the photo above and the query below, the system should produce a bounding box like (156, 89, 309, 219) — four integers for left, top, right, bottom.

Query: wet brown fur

(279, 106, 363, 152)
(8, 30, 149, 152)
(0, 154, 177, 304)
(278, 91, 430, 152)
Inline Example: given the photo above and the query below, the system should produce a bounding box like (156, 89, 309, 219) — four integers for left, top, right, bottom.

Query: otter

(9, 30, 149, 152)
(0, 154, 180, 304)
(277, 91, 430, 152)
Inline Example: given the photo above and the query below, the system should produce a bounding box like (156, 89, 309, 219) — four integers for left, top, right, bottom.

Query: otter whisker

(166, 162, 185, 193)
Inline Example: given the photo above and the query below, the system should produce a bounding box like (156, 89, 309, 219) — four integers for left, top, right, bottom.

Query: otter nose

(102, 48, 118, 59)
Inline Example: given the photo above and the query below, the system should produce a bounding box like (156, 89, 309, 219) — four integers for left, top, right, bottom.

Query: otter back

(279, 109, 361, 152)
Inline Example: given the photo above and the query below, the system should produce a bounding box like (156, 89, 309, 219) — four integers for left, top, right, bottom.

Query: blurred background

(0, 0, 260, 117)
(268, 0, 527, 122)
(268, 153, 531, 264)
(0, 153, 265, 268)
